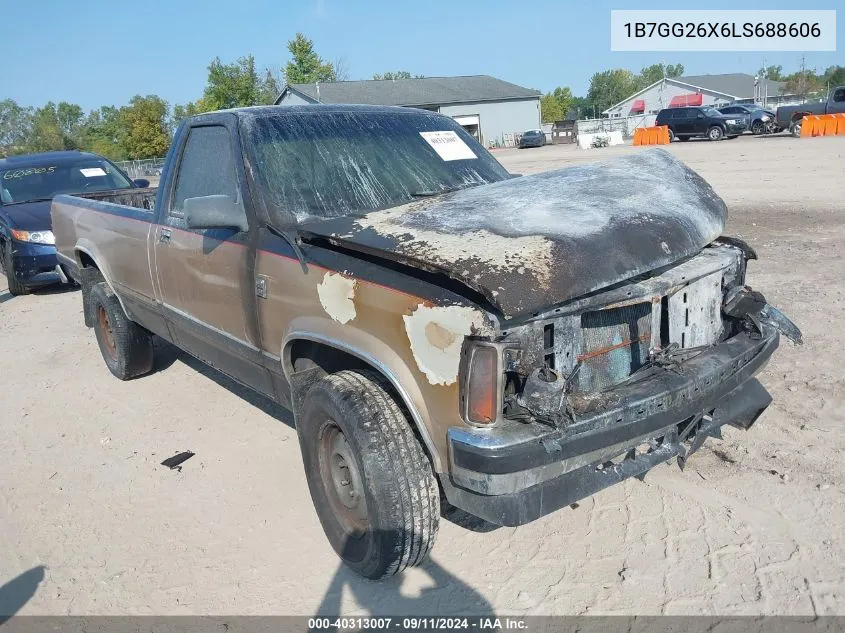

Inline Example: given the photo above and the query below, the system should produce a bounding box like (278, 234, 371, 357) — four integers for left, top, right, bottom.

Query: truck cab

(51, 105, 802, 580)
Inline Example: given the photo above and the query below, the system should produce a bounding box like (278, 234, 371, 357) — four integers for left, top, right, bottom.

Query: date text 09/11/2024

(307, 617, 528, 630)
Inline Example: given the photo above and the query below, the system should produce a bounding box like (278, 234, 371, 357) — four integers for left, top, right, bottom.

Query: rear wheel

(668, 128, 676, 142)
(90, 282, 154, 380)
(790, 120, 802, 137)
(707, 126, 724, 141)
(1, 240, 30, 296)
(298, 370, 440, 579)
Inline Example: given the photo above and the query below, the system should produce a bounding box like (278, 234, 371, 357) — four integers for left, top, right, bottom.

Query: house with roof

(275, 75, 541, 147)
(602, 73, 802, 118)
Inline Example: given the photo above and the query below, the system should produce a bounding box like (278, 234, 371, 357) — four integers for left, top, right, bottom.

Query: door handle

(159, 228, 172, 244)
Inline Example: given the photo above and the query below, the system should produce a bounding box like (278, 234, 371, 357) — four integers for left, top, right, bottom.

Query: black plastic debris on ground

(161, 451, 195, 471)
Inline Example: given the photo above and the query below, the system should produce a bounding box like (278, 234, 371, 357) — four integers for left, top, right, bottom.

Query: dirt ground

(1, 135, 844, 617)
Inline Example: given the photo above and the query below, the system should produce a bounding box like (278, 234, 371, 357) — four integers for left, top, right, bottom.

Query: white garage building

(602, 73, 799, 118)
(275, 75, 541, 147)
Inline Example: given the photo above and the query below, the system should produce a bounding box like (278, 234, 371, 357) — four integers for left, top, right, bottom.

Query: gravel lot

(1, 134, 844, 616)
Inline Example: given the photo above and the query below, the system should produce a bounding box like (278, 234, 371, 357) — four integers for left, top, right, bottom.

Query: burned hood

(300, 149, 727, 319)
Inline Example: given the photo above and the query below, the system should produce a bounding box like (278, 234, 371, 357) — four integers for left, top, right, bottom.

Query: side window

(672, 109, 689, 119)
(170, 125, 245, 222)
(833, 89, 845, 103)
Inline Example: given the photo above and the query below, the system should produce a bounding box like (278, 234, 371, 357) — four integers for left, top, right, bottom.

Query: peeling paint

(403, 304, 489, 386)
(317, 272, 357, 324)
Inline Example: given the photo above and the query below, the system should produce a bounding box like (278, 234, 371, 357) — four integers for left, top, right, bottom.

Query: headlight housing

(10, 229, 55, 245)
(762, 115, 771, 121)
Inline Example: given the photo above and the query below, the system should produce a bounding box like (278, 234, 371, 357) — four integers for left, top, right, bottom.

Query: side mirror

(133, 178, 150, 188)
(184, 195, 248, 232)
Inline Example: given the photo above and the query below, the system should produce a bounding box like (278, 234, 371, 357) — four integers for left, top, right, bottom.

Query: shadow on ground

(0, 566, 45, 623)
(313, 535, 494, 626)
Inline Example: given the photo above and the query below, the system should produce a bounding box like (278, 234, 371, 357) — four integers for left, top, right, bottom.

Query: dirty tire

(298, 370, 440, 579)
(791, 120, 802, 137)
(90, 282, 154, 380)
(668, 128, 676, 142)
(1, 240, 30, 296)
(707, 126, 724, 141)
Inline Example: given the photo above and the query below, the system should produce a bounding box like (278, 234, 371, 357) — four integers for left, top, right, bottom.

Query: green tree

(758, 65, 784, 81)
(119, 95, 170, 159)
(372, 71, 424, 80)
(822, 65, 845, 89)
(782, 69, 824, 101)
(26, 102, 75, 152)
(0, 99, 34, 155)
(171, 102, 201, 130)
(80, 106, 126, 161)
(638, 63, 684, 87)
(258, 68, 282, 105)
(201, 55, 260, 111)
(587, 69, 641, 116)
(283, 33, 336, 84)
(540, 86, 574, 123)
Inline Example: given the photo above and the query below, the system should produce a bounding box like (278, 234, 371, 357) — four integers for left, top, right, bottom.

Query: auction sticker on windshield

(419, 131, 477, 161)
(80, 167, 107, 177)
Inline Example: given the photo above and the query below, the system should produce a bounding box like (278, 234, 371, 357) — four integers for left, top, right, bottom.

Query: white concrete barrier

(577, 130, 625, 149)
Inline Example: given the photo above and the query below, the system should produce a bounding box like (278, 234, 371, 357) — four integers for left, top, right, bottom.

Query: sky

(4, 0, 842, 112)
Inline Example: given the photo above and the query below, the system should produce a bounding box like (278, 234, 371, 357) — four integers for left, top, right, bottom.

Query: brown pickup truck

(51, 105, 802, 579)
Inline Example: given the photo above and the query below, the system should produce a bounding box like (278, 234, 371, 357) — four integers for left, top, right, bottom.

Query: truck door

(831, 87, 845, 114)
(152, 122, 274, 397)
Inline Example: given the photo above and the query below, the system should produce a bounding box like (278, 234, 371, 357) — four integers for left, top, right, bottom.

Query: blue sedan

(0, 151, 146, 295)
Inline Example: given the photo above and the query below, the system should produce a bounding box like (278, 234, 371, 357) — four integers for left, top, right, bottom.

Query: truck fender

(282, 316, 443, 472)
(73, 241, 131, 322)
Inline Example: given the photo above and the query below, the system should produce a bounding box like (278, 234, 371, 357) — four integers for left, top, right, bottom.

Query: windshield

(0, 158, 133, 205)
(702, 107, 722, 117)
(242, 110, 511, 223)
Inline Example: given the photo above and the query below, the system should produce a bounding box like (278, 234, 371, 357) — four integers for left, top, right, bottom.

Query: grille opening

(543, 323, 554, 350)
(577, 302, 651, 392)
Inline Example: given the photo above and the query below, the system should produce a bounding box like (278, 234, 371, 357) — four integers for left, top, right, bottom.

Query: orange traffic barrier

(800, 113, 845, 138)
(836, 113, 845, 135)
(633, 125, 670, 146)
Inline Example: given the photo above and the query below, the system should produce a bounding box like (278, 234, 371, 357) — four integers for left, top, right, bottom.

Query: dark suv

(655, 106, 747, 142)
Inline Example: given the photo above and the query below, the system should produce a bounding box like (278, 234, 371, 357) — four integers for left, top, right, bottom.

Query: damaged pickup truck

(51, 105, 802, 579)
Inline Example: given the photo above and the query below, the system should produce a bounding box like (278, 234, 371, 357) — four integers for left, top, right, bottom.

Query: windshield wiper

(4, 197, 54, 206)
(410, 187, 462, 198)
(266, 223, 308, 274)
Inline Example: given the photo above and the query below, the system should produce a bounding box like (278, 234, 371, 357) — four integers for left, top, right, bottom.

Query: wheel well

(77, 251, 98, 270)
(286, 338, 440, 470)
(791, 112, 809, 122)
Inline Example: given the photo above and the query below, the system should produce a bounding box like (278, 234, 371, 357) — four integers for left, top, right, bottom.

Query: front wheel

(90, 282, 154, 380)
(751, 120, 764, 135)
(298, 370, 440, 579)
(1, 240, 30, 296)
(707, 126, 725, 141)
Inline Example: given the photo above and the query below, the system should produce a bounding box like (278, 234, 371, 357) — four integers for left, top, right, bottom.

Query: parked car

(519, 129, 546, 148)
(775, 86, 845, 136)
(718, 104, 776, 135)
(655, 106, 748, 141)
(52, 105, 801, 579)
(0, 151, 150, 295)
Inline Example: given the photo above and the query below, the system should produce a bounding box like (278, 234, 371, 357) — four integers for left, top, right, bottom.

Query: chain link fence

(115, 158, 167, 179)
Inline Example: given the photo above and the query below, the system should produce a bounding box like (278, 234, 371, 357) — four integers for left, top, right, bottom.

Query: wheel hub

(98, 306, 117, 361)
(320, 424, 368, 533)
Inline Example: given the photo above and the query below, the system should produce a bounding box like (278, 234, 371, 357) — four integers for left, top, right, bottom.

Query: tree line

(1, 34, 427, 161)
(540, 63, 845, 123)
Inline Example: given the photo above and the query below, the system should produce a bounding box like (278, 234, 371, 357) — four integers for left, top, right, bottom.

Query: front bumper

(726, 122, 748, 134)
(6, 240, 64, 288)
(442, 326, 779, 526)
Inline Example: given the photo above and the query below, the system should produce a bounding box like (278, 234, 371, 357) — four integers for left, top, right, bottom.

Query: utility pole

(800, 55, 807, 103)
